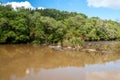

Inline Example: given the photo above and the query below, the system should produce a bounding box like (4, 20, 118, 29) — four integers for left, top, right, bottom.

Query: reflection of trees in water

(0, 43, 120, 80)
(84, 41, 120, 50)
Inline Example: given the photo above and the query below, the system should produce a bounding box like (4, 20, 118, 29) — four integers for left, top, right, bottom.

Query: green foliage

(38, 8, 87, 20)
(0, 5, 120, 45)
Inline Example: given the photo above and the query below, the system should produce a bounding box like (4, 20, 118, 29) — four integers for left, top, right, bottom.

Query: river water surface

(0, 41, 120, 80)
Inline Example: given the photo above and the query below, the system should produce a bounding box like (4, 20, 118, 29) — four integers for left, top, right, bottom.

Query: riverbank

(0, 41, 120, 53)
(48, 41, 120, 53)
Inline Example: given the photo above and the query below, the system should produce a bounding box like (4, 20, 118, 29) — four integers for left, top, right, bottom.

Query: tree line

(0, 5, 120, 46)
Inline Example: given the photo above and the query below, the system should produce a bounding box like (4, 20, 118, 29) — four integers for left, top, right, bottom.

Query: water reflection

(10, 60, 120, 80)
(0, 42, 120, 80)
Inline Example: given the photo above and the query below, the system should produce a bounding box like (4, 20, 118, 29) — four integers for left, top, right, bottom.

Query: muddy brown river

(0, 41, 120, 80)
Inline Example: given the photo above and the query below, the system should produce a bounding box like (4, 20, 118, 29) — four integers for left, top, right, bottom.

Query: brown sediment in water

(0, 41, 120, 80)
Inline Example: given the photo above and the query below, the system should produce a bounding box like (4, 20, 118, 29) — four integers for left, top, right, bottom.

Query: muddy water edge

(0, 41, 120, 80)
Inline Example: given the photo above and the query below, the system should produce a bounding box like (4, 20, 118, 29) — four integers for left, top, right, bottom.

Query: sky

(1, 0, 120, 21)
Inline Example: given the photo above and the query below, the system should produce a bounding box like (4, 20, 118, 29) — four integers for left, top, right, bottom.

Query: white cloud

(3, 1, 34, 9)
(87, 0, 120, 9)
(38, 7, 45, 9)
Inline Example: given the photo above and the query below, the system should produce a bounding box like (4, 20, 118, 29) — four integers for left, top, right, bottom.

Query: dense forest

(0, 5, 120, 46)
